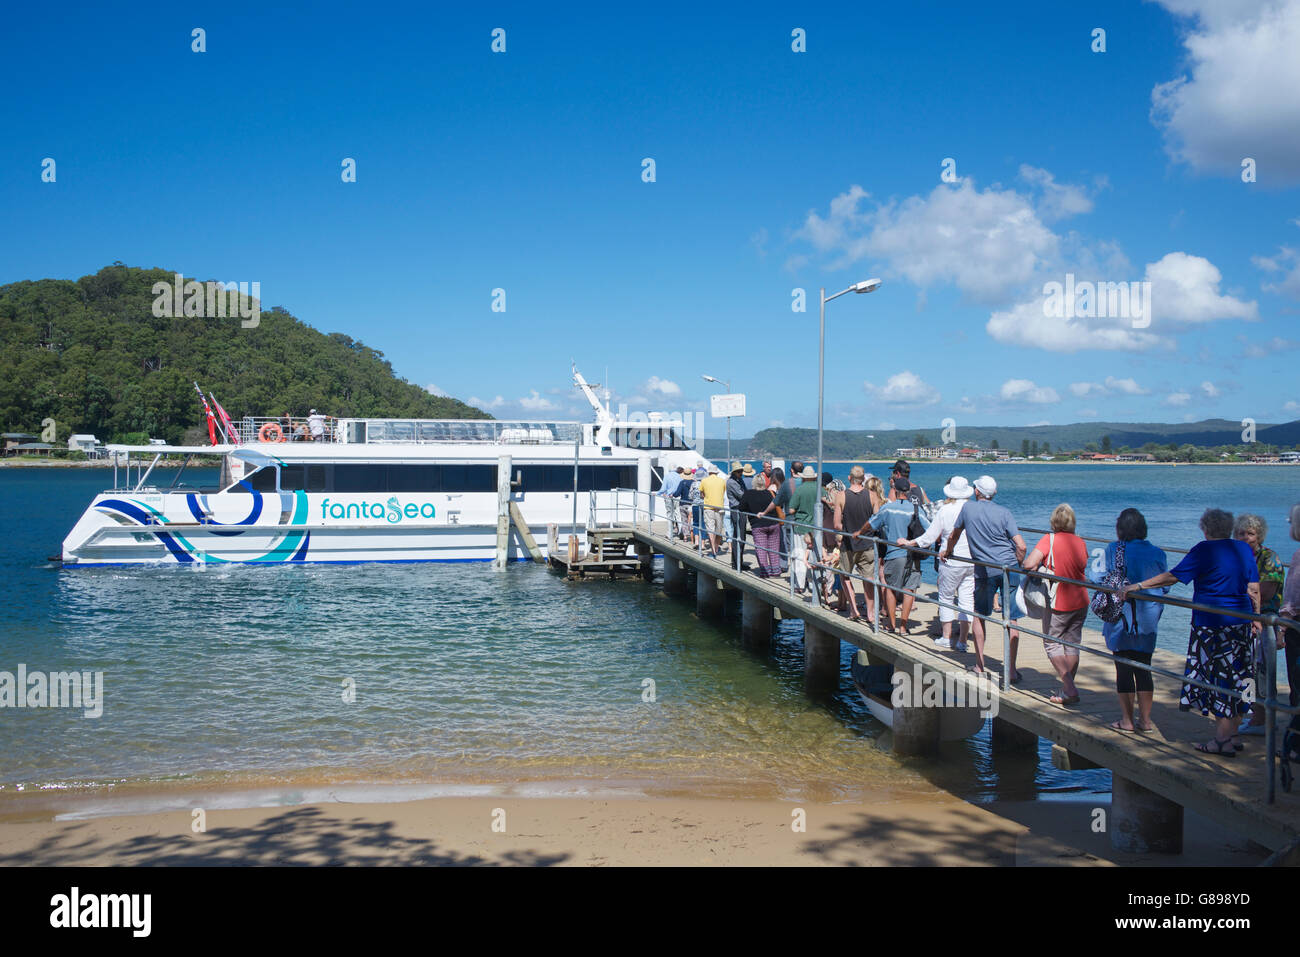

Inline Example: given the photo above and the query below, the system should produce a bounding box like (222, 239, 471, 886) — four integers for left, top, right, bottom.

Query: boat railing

(597, 487, 1300, 806)
(236, 415, 342, 444)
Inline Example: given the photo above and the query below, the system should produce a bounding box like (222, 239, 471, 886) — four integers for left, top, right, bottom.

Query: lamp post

(701, 374, 732, 464)
(816, 280, 882, 547)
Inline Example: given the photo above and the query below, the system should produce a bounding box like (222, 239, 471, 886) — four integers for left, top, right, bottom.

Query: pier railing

(597, 487, 1300, 805)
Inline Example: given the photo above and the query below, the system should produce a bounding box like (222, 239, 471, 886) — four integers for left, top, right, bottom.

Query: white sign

(710, 393, 746, 418)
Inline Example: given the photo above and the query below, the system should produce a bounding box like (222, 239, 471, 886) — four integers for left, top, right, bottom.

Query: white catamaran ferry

(60, 369, 714, 566)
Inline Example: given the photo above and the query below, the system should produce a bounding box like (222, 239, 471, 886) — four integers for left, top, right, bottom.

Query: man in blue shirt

(945, 475, 1027, 680)
(869, 477, 930, 632)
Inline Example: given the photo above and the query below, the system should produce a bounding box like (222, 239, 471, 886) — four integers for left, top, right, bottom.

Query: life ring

(258, 422, 286, 443)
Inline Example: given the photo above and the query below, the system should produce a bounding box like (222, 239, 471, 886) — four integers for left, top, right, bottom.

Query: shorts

(1043, 606, 1087, 657)
(975, 571, 1026, 619)
(883, 555, 921, 594)
(840, 546, 877, 581)
(704, 508, 724, 536)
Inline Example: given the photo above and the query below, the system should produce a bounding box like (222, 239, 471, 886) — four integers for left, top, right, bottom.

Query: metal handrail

(595, 487, 1300, 804)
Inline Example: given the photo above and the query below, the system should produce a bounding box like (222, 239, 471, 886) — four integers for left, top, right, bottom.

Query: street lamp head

(701, 374, 718, 383)
(853, 278, 883, 294)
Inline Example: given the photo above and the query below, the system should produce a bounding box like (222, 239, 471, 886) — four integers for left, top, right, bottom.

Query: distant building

(1118, 453, 1155, 462)
(68, 434, 100, 455)
(893, 447, 943, 460)
(9, 442, 54, 456)
(2, 432, 39, 454)
(1280, 451, 1300, 464)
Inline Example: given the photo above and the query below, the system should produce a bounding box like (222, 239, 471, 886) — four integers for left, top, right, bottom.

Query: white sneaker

(933, 638, 953, 650)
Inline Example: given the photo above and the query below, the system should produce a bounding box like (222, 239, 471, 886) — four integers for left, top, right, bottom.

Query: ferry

(59, 369, 713, 565)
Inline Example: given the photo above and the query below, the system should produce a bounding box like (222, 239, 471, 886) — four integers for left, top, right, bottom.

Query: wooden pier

(591, 520, 1300, 855)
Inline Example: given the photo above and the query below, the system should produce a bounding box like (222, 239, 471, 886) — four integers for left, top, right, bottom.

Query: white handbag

(1017, 533, 1059, 613)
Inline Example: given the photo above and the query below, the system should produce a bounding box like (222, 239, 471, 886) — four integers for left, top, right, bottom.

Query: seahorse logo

(386, 496, 402, 524)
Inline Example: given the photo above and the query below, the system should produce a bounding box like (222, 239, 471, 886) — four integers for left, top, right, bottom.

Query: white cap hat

(974, 475, 997, 497)
(707, 463, 719, 473)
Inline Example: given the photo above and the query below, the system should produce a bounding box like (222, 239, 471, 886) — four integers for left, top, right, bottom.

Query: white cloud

(987, 252, 1256, 352)
(1150, 0, 1300, 182)
(1284, 400, 1300, 414)
(1238, 333, 1300, 357)
(519, 390, 558, 411)
(1027, 420, 1052, 427)
(1253, 246, 1300, 298)
(467, 394, 505, 410)
(1164, 391, 1192, 406)
(644, 376, 682, 398)
(1000, 379, 1060, 404)
(1105, 376, 1149, 395)
(1070, 382, 1105, 397)
(1199, 381, 1221, 398)
(1079, 408, 1099, 417)
(795, 178, 1069, 304)
(864, 370, 941, 407)
(1145, 252, 1257, 324)
(425, 383, 449, 397)
(1018, 165, 1095, 222)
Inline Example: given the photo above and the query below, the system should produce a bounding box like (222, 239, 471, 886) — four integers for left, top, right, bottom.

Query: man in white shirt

(307, 409, 326, 441)
(901, 476, 975, 652)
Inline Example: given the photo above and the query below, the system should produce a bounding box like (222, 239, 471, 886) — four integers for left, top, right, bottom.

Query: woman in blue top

(1123, 508, 1261, 758)
(1094, 509, 1168, 733)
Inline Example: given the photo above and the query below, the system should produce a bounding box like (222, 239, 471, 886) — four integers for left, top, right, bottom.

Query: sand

(0, 787, 1266, 866)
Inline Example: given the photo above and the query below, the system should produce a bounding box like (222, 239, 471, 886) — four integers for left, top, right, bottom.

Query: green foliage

(0, 264, 487, 443)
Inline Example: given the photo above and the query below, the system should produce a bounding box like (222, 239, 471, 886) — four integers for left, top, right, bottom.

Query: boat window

(611, 426, 689, 451)
(240, 466, 277, 492)
(515, 465, 637, 492)
(332, 463, 496, 493)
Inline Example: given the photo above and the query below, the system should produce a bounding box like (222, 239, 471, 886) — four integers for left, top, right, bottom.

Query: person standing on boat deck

(900, 475, 974, 651)
(839, 466, 877, 623)
(1022, 504, 1090, 706)
(740, 474, 781, 577)
(788, 466, 820, 597)
(1234, 513, 1284, 737)
(726, 463, 749, 570)
(281, 412, 294, 440)
(1122, 508, 1260, 758)
(772, 466, 793, 572)
(660, 467, 683, 537)
(307, 409, 327, 441)
(944, 475, 1027, 679)
(1094, 508, 1167, 733)
(871, 478, 930, 632)
(699, 464, 727, 558)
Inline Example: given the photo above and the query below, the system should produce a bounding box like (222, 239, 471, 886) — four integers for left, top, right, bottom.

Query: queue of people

(698, 456, 1296, 761)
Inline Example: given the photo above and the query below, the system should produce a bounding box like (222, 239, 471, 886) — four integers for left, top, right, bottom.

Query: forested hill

(0, 264, 487, 444)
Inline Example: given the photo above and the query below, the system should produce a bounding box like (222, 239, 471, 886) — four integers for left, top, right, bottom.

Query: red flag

(194, 382, 218, 445)
(210, 394, 237, 445)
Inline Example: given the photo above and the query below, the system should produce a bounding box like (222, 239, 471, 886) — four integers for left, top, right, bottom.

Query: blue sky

(3, 0, 1298, 437)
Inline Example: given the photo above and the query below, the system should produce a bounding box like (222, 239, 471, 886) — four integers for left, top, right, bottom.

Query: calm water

(1, 464, 1295, 810)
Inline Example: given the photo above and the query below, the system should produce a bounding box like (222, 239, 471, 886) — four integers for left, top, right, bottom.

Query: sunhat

(974, 475, 997, 497)
(800, 466, 817, 479)
(943, 476, 973, 499)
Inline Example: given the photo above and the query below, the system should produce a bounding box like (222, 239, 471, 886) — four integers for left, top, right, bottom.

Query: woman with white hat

(900, 476, 975, 652)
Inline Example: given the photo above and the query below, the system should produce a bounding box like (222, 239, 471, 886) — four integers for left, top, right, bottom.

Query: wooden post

(494, 454, 511, 569)
(803, 622, 839, 693)
(1111, 774, 1183, 854)
(741, 594, 774, 650)
(697, 570, 724, 619)
(508, 501, 545, 563)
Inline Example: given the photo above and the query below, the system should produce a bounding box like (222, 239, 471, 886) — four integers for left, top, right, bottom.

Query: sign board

(710, 393, 746, 418)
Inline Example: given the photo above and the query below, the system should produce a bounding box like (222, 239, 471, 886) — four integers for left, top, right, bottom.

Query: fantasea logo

(320, 496, 436, 523)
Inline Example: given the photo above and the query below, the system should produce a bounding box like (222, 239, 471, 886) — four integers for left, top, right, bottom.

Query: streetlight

(701, 373, 732, 464)
(816, 279, 881, 558)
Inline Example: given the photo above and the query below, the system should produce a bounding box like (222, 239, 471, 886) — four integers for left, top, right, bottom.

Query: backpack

(1090, 541, 1130, 624)
(906, 502, 926, 570)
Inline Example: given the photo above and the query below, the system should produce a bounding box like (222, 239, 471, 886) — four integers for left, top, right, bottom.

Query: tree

(1030, 440, 1039, 456)
(913, 433, 929, 448)
(990, 439, 999, 450)
(1102, 434, 1112, 453)
(1021, 439, 1030, 457)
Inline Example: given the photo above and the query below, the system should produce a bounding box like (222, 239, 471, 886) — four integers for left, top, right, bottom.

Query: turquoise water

(1, 464, 1295, 808)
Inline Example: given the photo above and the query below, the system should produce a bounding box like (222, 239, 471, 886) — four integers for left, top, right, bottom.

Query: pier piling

(1111, 774, 1184, 854)
(663, 557, 689, 596)
(741, 595, 774, 650)
(803, 622, 840, 693)
(893, 701, 942, 757)
(696, 571, 725, 619)
(991, 716, 1038, 752)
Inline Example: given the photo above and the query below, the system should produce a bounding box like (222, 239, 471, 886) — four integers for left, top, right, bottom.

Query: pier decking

(599, 520, 1300, 854)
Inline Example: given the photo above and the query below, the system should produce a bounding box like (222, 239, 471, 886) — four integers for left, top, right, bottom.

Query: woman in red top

(1022, 504, 1090, 705)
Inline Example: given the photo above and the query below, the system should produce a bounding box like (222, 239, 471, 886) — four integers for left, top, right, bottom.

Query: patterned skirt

(1179, 622, 1253, 719)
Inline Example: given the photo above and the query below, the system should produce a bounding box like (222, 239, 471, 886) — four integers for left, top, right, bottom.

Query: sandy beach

(0, 788, 1265, 867)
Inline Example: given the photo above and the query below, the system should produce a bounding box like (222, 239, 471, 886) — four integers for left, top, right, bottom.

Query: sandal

(1009, 671, 1023, 686)
(1110, 720, 1135, 732)
(1195, 738, 1236, 758)
(1050, 693, 1081, 705)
